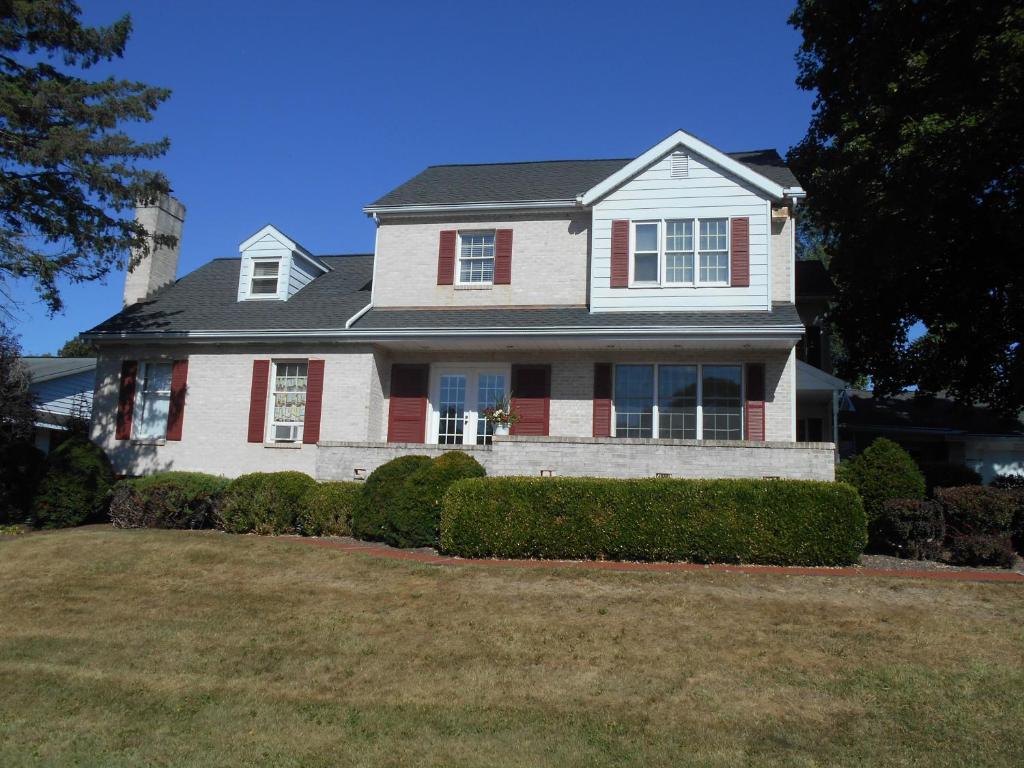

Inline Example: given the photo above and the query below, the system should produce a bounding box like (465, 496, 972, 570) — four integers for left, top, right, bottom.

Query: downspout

(346, 212, 381, 329)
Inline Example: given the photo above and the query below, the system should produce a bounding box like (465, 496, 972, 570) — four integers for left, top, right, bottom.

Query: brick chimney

(123, 194, 186, 306)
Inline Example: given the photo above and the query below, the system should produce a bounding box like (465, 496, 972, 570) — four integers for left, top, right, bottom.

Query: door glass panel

(614, 365, 654, 438)
(658, 365, 697, 439)
(475, 373, 507, 445)
(438, 374, 467, 445)
(702, 365, 742, 440)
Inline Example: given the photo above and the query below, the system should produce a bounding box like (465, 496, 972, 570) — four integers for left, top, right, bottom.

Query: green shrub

(935, 486, 1015, 538)
(875, 499, 945, 560)
(946, 534, 1017, 569)
(109, 472, 229, 530)
(297, 482, 361, 537)
(836, 438, 925, 544)
(0, 441, 45, 523)
(384, 451, 487, 548)
(350, 455, 432, 542)
(919, 462, 982, 495)
(991, 474, 1024, 490)
(441, 477, 867, 566)
(1003, 488, 1024, 554)
(30, 437, 114, 528)
(218, 471, 317, 535)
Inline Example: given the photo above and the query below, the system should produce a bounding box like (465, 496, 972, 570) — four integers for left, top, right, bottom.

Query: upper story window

(134, 362, 173, 440)
(458, 231, 495, 284)
(269, 361, 307, 442)
(631, 218, 729, 287)
(250, 260, 281, 296)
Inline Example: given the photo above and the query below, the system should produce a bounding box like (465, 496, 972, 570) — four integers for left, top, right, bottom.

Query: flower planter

(493, 424, 510, 437)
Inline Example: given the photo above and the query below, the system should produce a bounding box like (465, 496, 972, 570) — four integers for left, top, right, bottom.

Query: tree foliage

(57, 335, 93, 357)
(789, 1, 1024, 413)
(0, 321, 34, 445)
(0, 0, 172, 314)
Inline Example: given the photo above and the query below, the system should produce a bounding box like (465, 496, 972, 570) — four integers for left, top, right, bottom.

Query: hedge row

(440, 477, 867, 566)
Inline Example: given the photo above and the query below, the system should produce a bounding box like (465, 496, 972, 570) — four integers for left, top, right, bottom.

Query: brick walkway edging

(282, 537, 1024, 584)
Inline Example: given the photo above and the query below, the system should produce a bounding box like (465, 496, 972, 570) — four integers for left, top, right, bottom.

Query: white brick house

(86, 130, 843, 480)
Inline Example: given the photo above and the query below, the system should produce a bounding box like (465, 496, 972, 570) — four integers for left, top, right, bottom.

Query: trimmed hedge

(218, 471, 317, 535)
(946, 534, 1017, 568)
(991, 474, 1024, 490)
(297, 482, 361, 537)
(875, 499, 945, 560)
(934, 486, 1015, 537)
(109, 472, 229, 530)
(350, 455, 433, 542)
(836, 438, 925, 544)
(441, 477, 867, 566)
(30, 437, 114, 528)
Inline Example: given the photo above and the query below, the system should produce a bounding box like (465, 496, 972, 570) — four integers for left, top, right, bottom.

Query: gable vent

(670, 152, 689, 178)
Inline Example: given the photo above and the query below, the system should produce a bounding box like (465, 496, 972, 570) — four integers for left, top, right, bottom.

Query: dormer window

(458, 231, 495, 284)
(250, 260, 281, 296)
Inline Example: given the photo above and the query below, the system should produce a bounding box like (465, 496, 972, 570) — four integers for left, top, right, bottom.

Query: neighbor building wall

(373, 212, 591, 307)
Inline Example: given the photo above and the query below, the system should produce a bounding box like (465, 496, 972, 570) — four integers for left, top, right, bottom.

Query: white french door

(430, 366, 509, 445)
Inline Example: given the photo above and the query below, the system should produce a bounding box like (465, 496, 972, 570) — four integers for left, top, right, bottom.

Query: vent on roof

(670, 152, 689, 178)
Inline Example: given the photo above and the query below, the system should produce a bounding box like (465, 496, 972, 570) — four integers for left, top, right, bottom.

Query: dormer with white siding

(237, 224, 330, 302)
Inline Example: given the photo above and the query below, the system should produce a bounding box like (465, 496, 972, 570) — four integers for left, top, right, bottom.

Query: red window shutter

(730, 217, 750, 287)
(510, 365, 550, 436)
(387, 364, 429, 443)
(247, 360, 271, 443)
(593, 363, 613, 437)
(744, 362, 766, 441)
(494, 229, 513, 284)
(165, 360, 189, 441)
(437, 230, 457, 285)
(610, 220, 629, 288)
(302, 359, 325, 444)
(115, 360, 138, 440)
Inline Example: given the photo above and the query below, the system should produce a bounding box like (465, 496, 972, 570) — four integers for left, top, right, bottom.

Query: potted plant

(483, 394, 520, 436)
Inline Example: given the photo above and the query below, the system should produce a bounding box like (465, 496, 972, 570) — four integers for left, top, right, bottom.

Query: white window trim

(266, 359, 308, 444)
(610, 363, 745, 441)
(248, 257, 282, 300)
(132, 360, 172, 442)
(455, 230, 496, 287)
(628, 218, 731, 289)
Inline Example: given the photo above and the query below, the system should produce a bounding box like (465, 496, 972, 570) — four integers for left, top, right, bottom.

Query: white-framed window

(457, 231, 495, 284)
(268, 361, 308, 442)
(250, 259, 281, 296)
(134, 361, 173, 440)
(629, 218, 729, 287)
(612, 363, 743, 440)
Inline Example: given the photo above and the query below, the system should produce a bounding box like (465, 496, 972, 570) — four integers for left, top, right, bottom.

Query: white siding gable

(590, 151, 772, 312)
(236, 225, 326, 302)
(31, 370, 95, 420)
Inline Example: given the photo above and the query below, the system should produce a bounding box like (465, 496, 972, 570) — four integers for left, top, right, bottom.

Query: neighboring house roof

(367, 149, 800, 209)
(842, 390, 1024, 437)
(23, 357, 97, 383)
(87, 255, 373, 336)
(796, 360, 847, 392)
(795, 260, 834, 298)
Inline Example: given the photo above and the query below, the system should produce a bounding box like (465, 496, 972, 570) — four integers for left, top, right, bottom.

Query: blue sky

(6, 0, 813, 354)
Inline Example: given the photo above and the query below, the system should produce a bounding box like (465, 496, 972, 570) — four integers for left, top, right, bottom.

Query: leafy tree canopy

(57, 334, 93, 357)
(0, 0, 172, 316)
(0, 322, 34, 445)
(789, 1, 1023, 414)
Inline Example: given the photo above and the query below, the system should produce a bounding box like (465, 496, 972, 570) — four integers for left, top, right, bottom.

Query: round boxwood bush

(109, 472, 229, 530)
(30, 436, 114, 528)
(297, 482, 361, 537)
(875, 498, 945, 560)
(350, 455, 432, 542)
(218, 471, 317, 535)
(0, 441, 45, 524)
(836, 438, 925, 544)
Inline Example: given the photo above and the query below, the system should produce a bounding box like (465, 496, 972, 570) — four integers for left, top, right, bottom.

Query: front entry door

(432, 367, 508, 445)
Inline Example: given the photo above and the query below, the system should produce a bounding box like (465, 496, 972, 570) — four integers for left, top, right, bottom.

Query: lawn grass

(1, 527, 1022, 767)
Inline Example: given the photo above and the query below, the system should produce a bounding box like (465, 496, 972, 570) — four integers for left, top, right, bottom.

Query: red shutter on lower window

(730, 217, 750, 287)
(610, 220, 629, 288)
(437, 230, 457, 285)
(744, 362, 766, 441)
(302, 359, 325, 444)
(494, 229, 513, 284)
(387, 364, 429, 443)
(593, 363, 613, 437)
(115, 360, 138, 440)
(165, 360, 189, 441)
(510, 365, 550, 436)
(247, 360, 271, 443)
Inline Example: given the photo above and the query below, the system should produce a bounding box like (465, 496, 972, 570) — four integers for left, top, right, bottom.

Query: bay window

(134, 362, 173, 440)
(612, 364, 743, 440)
(630, 218, 729, 286)
(269, 361, 308, 442)
(458, 231, 495, 284)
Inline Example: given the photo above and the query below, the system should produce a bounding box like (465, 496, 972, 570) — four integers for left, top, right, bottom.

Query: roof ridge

(426, 158, 632, 169)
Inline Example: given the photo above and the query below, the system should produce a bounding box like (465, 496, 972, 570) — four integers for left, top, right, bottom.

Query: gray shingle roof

(87, 255, 373, 335)
(352, 303, 803, 331)
(24, 357, 96, 382)
(368, 149, 800, 208)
